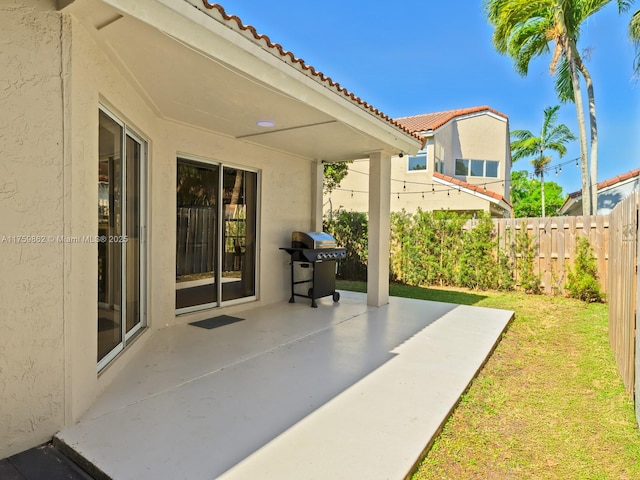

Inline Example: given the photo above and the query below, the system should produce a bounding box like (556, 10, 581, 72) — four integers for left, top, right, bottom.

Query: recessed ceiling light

(256, 120, 275, 128)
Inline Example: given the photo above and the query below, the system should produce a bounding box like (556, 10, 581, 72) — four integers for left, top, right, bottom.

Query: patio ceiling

(60, 0, 422, 162)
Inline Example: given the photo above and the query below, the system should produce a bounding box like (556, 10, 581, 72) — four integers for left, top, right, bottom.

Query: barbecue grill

(280, 231, 346, 308)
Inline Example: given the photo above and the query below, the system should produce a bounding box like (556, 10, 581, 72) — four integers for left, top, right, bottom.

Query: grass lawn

(337, 280, 640, 479)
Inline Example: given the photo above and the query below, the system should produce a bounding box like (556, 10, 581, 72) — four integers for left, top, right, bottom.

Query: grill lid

(292, 231, 337, 249)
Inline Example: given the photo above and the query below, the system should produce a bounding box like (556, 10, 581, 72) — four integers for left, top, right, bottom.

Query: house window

(435, 145, 445, 174)
(407, 150, 427, 171)
(455, 159, 499, 178)
(407, 138, 432, 172)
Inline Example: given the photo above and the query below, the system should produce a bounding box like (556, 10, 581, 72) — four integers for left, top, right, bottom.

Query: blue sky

(221, 1, 639, 194)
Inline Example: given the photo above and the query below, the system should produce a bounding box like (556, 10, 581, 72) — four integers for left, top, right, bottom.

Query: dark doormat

(189, 315, 244, 330)
(2, 443, 95, 479)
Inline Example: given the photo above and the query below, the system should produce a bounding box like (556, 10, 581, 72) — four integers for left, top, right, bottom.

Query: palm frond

(553, 56, 574, 102)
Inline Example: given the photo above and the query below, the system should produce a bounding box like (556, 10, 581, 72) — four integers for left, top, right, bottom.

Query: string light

(336, 157, 577, 199)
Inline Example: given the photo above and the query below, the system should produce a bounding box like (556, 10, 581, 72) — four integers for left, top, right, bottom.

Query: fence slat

(608, 191, 638, 399)
(465, 214, 609, 294)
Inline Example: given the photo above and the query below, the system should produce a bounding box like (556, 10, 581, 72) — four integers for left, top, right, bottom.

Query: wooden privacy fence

(607, 190, 638, 401)
(465, 215, 610, 294)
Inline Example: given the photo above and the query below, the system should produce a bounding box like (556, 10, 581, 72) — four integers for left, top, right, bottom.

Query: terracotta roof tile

(396, 106, 508, 134)
(433, 171, 512, 208)
(567, 168, 640, 199)
(199, 1, 425, 148)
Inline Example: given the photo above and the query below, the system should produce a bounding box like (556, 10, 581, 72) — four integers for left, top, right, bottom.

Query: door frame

(175, 155, 259, 315)
(98, 105, 148, 372)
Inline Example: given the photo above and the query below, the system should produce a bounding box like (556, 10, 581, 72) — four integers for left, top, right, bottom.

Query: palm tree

(630, 7, 640, 73)
(511, 106, 576, 217)
(485, 0, 630, 216)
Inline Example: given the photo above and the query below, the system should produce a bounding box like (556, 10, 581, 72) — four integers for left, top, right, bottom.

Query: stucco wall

(1, 3, 316, 459)
(65, 11, 314, 426)
(0, 0, 66, 458)
(326, 113, 510, 216)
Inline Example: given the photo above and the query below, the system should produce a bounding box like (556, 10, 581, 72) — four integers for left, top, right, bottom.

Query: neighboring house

(325, 106, 513, 218)
(558, 168, 640, 216)
(0, 0, 423, 459)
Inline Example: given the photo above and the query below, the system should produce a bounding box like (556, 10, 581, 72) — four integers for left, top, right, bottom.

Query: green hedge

(325, 210, 533, 293)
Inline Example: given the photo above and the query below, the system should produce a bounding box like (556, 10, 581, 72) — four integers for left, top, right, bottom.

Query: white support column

(311, 160, 323, 232)
(367, 151, 391, 306)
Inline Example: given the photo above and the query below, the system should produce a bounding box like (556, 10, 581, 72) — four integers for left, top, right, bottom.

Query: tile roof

(199, 1, 425, 147)
(567, 168, 640, 199)
(433, 171, 512, 208)
(396, 106, 508, 134)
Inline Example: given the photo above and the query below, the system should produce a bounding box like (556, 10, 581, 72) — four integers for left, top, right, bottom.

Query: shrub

(324, 210, 368, 281)
(565, 237, 604, 303)
(457, 212, 513, 290)
(513, 223, 541, 294)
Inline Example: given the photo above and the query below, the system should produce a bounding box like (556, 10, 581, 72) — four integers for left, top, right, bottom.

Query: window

(407, 138, 432, 172)
(455, 159, 469, 176)
(435, 145, 445, 173)
(407, 151, 427, 171)
(455, 159, 499, 178)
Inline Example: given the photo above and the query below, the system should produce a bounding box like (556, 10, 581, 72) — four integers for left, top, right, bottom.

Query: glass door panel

(176, 160, 219, 310)
(125, 134, 142, 335)
(222, 167, 257, 302)
(98, 109, 146, 368)
(98, 111, 124, 362)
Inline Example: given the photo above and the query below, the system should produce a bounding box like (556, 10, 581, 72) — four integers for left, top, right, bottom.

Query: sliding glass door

(176, 160, 219, 310)
(98, 108, 146, 370)
(222, 167, 257, 302)
(176, 159, 257, 313)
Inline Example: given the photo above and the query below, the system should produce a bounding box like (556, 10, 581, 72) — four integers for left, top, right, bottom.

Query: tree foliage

(565, 237, 605, 302)
(323, 210, 368, 281)
(323, 162, 352, 194)
(484, 0, 632, 216)
(510, 170, 566, 218)
(514, 223, 542, 293)
(630, 7, 640, 73)
(510, 105, 575, 217)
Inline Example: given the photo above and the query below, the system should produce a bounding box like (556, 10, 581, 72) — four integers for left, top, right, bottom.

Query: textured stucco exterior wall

(0, 0, 66, 458)
(65, 10, 315, 426)
(326, 113, 510, 216)
(1, 4, 316, 459)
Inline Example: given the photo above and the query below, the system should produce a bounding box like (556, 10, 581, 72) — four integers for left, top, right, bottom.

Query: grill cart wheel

(332, 291, 340, 302)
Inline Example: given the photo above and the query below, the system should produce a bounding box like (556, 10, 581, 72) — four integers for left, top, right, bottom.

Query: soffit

(62, 0, 422, 162)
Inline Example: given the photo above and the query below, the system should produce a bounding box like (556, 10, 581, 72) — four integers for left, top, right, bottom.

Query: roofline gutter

(433, 176, 512, 213)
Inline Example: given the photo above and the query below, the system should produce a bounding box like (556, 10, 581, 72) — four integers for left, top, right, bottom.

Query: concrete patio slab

(55, 292, 513, 480)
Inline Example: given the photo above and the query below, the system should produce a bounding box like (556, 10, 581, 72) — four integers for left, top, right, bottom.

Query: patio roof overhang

(58, 0, 423, 162)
